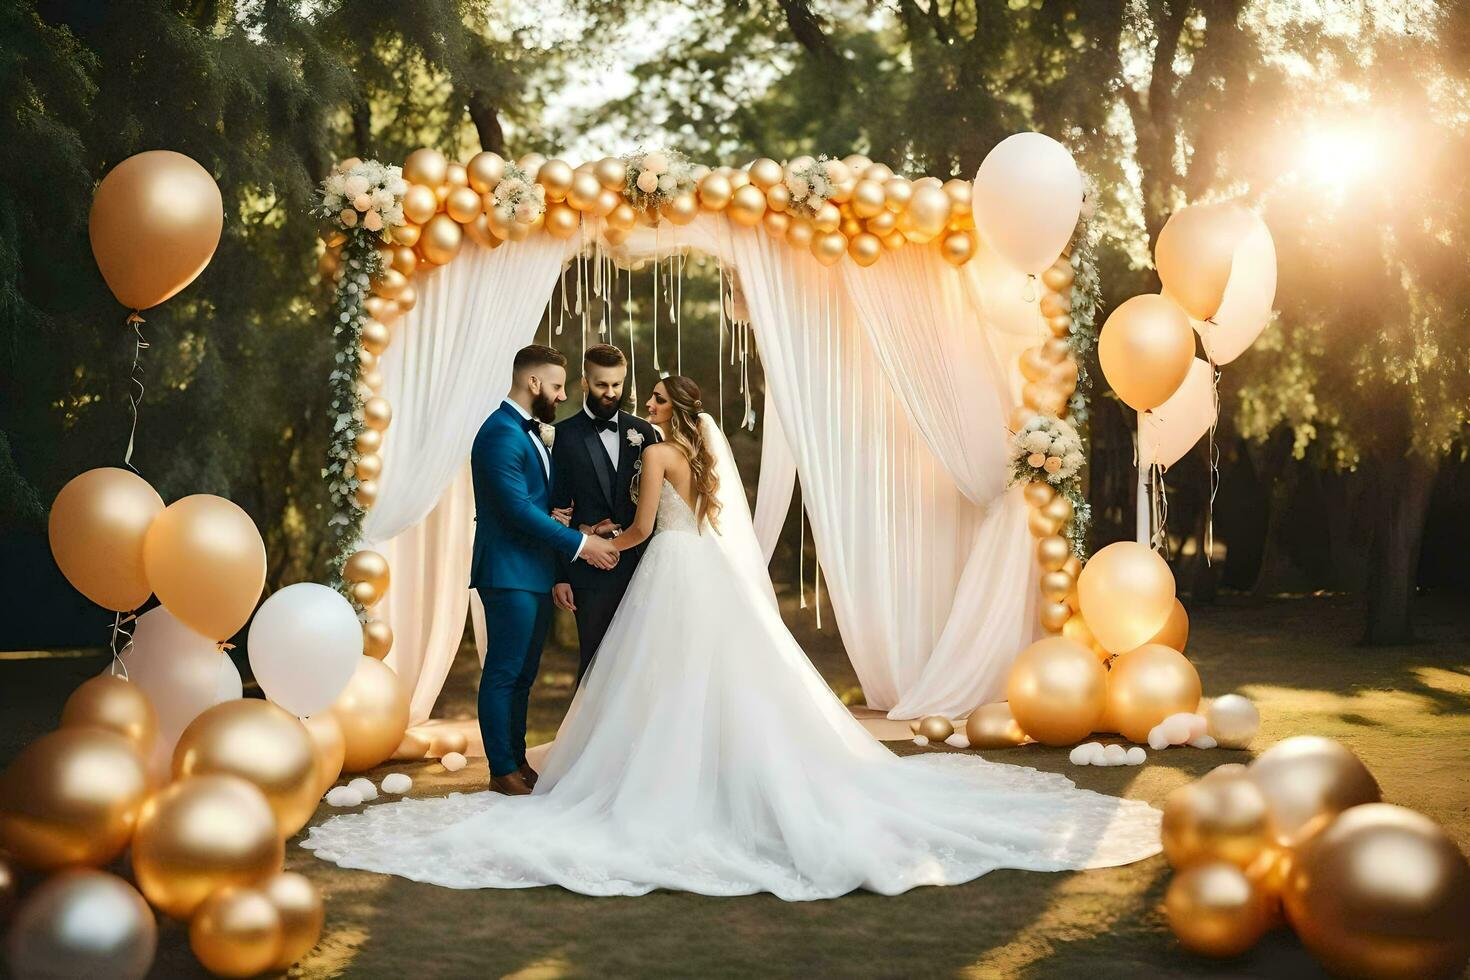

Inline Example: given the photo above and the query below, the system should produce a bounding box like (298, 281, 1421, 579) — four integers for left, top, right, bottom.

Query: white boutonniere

(626, 429, 645, 448)
(539, 423, 555, 449)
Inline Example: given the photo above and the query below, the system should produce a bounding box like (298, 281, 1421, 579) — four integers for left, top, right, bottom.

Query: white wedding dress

(304, 423, 1161, 900)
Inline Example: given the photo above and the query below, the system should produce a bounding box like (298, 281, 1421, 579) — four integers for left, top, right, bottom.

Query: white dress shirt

(584, 403, 621, 467)
(503, 398, 586, 560)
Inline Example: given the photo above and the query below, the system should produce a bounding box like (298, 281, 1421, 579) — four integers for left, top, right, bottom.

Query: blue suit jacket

(469, 403, 584, 593)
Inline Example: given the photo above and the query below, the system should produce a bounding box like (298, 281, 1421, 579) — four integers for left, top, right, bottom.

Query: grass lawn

(3, 592, 1466, 978)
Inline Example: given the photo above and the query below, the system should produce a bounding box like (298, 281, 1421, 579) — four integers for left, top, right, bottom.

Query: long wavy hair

(658, 375, 722, 530)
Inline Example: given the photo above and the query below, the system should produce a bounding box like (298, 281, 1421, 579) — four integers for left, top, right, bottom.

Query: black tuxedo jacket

(550, 408, 660, 591)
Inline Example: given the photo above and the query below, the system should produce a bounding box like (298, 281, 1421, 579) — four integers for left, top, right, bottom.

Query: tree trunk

(464, 90, 505, 155)
(1362, 453, 1438, 645)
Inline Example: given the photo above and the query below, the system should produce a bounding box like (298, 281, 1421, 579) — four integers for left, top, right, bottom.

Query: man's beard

(586, 391, 621, 420)
(530, 390, 558, 424)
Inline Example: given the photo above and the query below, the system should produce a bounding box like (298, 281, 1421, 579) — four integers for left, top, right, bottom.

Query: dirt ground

(2, 592, 1466, 979)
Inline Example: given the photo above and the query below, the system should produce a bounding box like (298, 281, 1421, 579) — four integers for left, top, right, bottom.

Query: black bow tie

(519, 416, 541, 434)
(591, 417, 617, 433)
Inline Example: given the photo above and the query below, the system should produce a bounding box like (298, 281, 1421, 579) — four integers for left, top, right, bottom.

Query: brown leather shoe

(489, 771, 532, 796)
(519, 764, 538, 789)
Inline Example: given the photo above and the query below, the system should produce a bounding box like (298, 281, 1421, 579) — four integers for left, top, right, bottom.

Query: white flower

(539, 423, 555, 448)
(344, 174, 369, 197)
(627, 430, 645, 447)
(657, 173, 676, 194)
(1023, 431, 1051, 453)
(643, 152, 669, 175)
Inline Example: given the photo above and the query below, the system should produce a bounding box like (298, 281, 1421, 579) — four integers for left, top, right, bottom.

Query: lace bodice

(654, 479, 700, 535)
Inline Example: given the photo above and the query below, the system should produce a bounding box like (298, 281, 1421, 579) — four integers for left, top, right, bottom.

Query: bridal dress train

(305, 467, 1161, 900)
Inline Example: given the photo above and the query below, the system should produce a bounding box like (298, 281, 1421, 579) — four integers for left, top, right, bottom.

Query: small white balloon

(945, 732, 970, 749)
(1068, 744, 1093, 766)
(247, 582, 363, 717)
(1161, 715, 1194, 745)
(1148, 726, 1171, 751)
(1086, 742, 1108, 766)
(1188, 734, 1218, 750)
(380, 773, 412, 794)
(324, 786, 362, 807)
(347, 777, 378, 801)
(441, 752, 467, 772)
(1125, 746, 1147, 766)
(912, 735, 930, 747)
(1102, 743, 1128, 767)
(1205, 693, 1260, 749)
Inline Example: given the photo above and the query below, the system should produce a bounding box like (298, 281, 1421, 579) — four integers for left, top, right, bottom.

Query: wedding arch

(318, 147, 1097, 725)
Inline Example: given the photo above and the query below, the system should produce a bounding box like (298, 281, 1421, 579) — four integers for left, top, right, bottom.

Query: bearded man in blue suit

(470, 345, 621, 796)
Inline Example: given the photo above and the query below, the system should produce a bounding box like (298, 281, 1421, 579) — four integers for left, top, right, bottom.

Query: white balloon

(3, 870, 156, 980)
(1068, 744, 1093, 766)
(1139, 358, 1217, 471)
(215, 654, 242, 703)
(247, 582, 362, 717)
(1125, 746, 1147, 766)
(1193, 213, 1276, 364)
(126, 606, 224, 743)
(441, 752, 467, 772)
(381, 773, 412, 794)
(971, 132, 1084, 275)
(1188, 734, 1218, 749)
(1102, 743, 1128, 766)
(1206, 693, 1261, 749)
(324, 786, 362, 807)
(347, 777, 378, 802)
(1085, 742, 1108, 766)
(970, 244, 1048, 337)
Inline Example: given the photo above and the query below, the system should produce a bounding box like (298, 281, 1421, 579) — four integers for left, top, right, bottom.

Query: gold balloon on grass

(421, 213, 463, 265)
(964, 702, 1028, 748)
(1205, 693, 1260, 750)
(3, 870, 157, 980)
(1105, 644, 1201, 743)
(331, 658, 411, 773)
(1163, 774, 1271, 871)
(1165, 862, 1272, 958)
(1005, 637, 1106, 745)
(430, 729, 469, 758)
(143, 494, 266, 641)
(61, 674, 158, 752)
(912, 716, 954, 742)
(189, 886, 284, 978)
(0, 728, 148, 871)
(1156, 201, 1252, 321)
(1077, 540, 1176, 654)
(261, 872, 324, 970)
(301, 712, 346, 798)
(402, 148, 448, 187)
(173, 700, 319, 838)
(132, 774, 283, 919)
(1283, 803, 1470, 980)
(89, 150, 223, 311)
(466, 151, 505, 194)
(1097, 294, 1195, 411)
(1247, 736, 1380, 846)
(48, 467, 164, 611)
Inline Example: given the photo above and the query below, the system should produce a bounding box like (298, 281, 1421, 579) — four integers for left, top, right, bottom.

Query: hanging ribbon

(123, 312, 149, 470)
(108, 611, 138, 679)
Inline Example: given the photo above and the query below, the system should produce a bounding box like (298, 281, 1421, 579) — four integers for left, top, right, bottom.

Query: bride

(304, 376, 1161, 900)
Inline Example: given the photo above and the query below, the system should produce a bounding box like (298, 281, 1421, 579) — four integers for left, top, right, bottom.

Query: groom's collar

(502, 398, 532, 421)
(583, 402, 620, 427)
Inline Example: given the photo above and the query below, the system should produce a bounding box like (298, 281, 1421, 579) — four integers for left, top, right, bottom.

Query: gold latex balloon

(1205, 693, 1259, 750)
(1022, 382, 1068, 416)
(567, 171, 601, 212)
(3, 869, 157, 980)
(355, 452, 382, 480)
(606, 202, 638, 233)
(1283, 803, 1470, 980)
(728, 184, 767, 227)
(330, 658, 411, 773)
(1048, 314, 1073, 338)
(402, 148, 448, 187)
(392, 730, 431, 760)
(849, 232, 882, 267)
(391, 220, 421, 248)
(301, 712, 345, 798)
(1019, 346, 1052, 383)
(1098, 294, 1196, 412)
(699, 172, 733, 210)
(445, 185, 483, 224)
(1039, 600, 1071, 633)
(421, 213, 463, 265)
(445, 162, 467, 187)
(363, 396, 393, 431)
(1105, 644, 1201, 743)
(1005, 637, 1106, 745)
(172, 700, 318, 838)
(1148, 598, 1190, 652)
(812, 231, 847, 267)
(48, 467, 164, 611)
(842, 153, 872, 174)
(1037, 535, 1070, 572)
(1039, 289, 1072, 318)
(362, 296, 394, 323)
(0, 728, 148, 871)
(765, 184, 792, 213)
(1062, 614, 1110, 664)
(362, 619, 394, 662)
(131, 774, 283, 920)
(360, 319, 390, 356)
(352, 480, 378, 511)
(1040, 494, 1074, 527)
(592, 188, 620, 218)
(1022, 481, 1055, 509)
(537, 159, 574, 202)
(908, 185, 952, 237)
(466, 151, 505, 194)
(812, 203, 841, 234)
(594, 157, 627, 191)
(390, 245, 418, 277)
(371, 269, 406, 301)
(261, 872, 324, 970)
(761, 211, 790, 238)
(1155, 201, 1252, 321)
(189, 885, 283, 978)
(1163, 774, 1272, 871)
(430, 729, 468, 758)
(748, 158, 783, 189)
(401, 184, 437, 226)
(1028, 507, 1062, 538)
(1247, 736, 1380, 846)
(60, 674, 158, 752)
(943, 178, 972, 214)
(914, 716, 954, 742)
(1042, 257, 1075, 292)
(785, 219, 814, 248)
(863, 162, 895, 185)
(964, 702, 1028, 749)
(465, 213, 498, 248)
(1165, 862, 1271, 958)
(940, 231, 975, 266)
(354, 427, 382, 455)
(349, 580, 380, 608)
(851, 179, 885, 219)
(1077, 540, 1176, 654)
(143, 495, 266, 641)
(343, 550, 390, 594)
(89, 150, 223, 310)
(1039, 570, 1074, 604)
(727, 168, 751, 190)
(544, 203, 580, 240)
(517, 153, 546, 178)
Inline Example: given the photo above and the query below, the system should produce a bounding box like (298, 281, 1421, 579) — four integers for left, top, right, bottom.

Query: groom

(470, 344, 620, 796)
(550, 344, 660, 685)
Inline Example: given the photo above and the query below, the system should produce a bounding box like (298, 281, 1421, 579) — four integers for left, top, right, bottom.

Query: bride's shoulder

(640, 441, 680, 464)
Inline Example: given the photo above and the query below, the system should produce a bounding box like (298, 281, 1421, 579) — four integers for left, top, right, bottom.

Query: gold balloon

(517, 153, 546, 178)
(812, 203, 841, 234)
(3, 869, 157, 980)
(884, 177, 913, 213)
(1155, 201, 1252, 321)
(445, 162, 467, 187)
(1042, 257, 1075, 292)
(354, 427, 382, 455)
(1041, 336, 1071, 362)
(811, 231, 847, 267)
(1019, 346, 1052, 383)
(592, 188, 620, 218)
(89, 150, 222, 310)
(727, 168, 751, 190)
(420, 213, 463, 265)
(1165, 862, 1271, 958)
(544, 203, 580, 240)
(964, 702, 1028, 749)
(765, 184, 792, 213)
(594, 157, 627, 191)
(943, 178, 972, 214)
(606, 202, 637, 233)
(785, 219, 815, 248)
(1163, 775, 1272, 871)
(1022, 382, 1068, 417)
(1098, 294, 1196, 412)
(1037, 535, 1070, 572)
(1205, 693, 1259, 750)
(699, 172, 733, 210)
(391, 220, 421, 248)
(301, 712, 345, 798)
(1039, 289, 1072, 318)
(0, 728, 148, 871)
(349, 580, 380, 608)
(851, 179, 885, 219)
(1148, 598, 1190, 651)
(261, 872, 324, 970)
(131, 774, 283, 919)
(1062, 614, 1110, 664)
(392, 730, 430, 760)
(1039, 570, 1074, 604)
(445, 185, 483, 224)
(352, 480, 378, 511)
(907, 185, 952, 238)
(189, 886, 284, 978)
(48, 467, 164, 611)
(430, 729, 468, 758)
(143, 495, 266, 641)
(362, 619, 394, 662)
(1105, 644, 1201, 743)
(1028, 507, 1062, 538)
(537, 159, 574, 202)
(360, 319, 390, 356)
(1048, 314, 1073, 338)
(343, 549, 390, 594)
(402, 148, 448, 187)
(748, 158, 784, 189)
(1005, 637, 1106, 745)
(728, 184, 767, 227)
(401, 184, 438, 226)
(940, 231, 975, 266)
(849, 232, 882, 267)
(465, 213, 498, 248)
(60, 675, 158, 752)
(355, 453, 382, 480)
(842, 153, 872, 174)
(867, 209, 898, 236)
(1283, 803, 1470, 980)
(1077, 540, 1176, 654)
(762, 211, 791, 238)
(466, 151, 505, 194)
(363, 295, 394, 323)
(1040, 494, 1074, 527)
(363, 396, 393, 431)
(1039, 600, 1072, 633)
(863, 162, 895, 184)
(390, 245, 418, 277)
(914, 716, 954, 742)
(173, 700, 319, 838)
(1022, 481, 1055, 509)
(567, 172, 601, 212)
(1247, 736, 1380, 846)
(330, 658, 411, 773)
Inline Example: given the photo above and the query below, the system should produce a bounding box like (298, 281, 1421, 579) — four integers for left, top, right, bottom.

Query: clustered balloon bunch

(1162, 738, 1470, 979)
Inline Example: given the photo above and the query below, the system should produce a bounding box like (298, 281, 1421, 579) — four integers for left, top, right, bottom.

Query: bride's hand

(579, 519, 621, 538)
(551, 505, 573, 527)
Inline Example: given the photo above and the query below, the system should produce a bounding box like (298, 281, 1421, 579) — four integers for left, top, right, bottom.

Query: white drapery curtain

(751, 387, 796, 562)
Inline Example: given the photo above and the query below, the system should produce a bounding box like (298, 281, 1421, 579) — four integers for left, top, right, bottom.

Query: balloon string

(123, 312, 149, 471)
(798, 504, 807, 610)
(1206, 352, 1221, 566)
(108, 611, 137, 680)
(1151, 461, 1169, 554)
(814, 558, 823, 631)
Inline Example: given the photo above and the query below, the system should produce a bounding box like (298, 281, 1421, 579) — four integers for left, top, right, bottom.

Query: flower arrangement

(622, 147, 694, 212)
(783, 155, 839, 216)
(317, 159, 407, 237)
(1010, 414, 1084, 483)
(491, 162, 546, 225)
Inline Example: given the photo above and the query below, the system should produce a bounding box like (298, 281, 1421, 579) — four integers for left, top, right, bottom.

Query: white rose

(643, 152, 669, 175)
(1024, 431, 1051, 453)
(657, 173, 676, 193)
(344, 174, 369, 197)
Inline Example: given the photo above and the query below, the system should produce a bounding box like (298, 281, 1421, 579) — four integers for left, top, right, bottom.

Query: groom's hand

(581, 534, 620, 570)
(551, 505, 573, 527)
(585, 519, 621, 538)
(552, 583, 576, 612)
